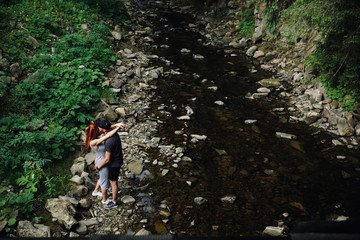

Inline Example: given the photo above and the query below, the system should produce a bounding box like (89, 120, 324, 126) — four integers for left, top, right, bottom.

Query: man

(94, 118, 125, 209)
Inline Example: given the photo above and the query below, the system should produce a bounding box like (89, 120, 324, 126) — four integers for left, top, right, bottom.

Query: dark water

(139, 5, 360, 237)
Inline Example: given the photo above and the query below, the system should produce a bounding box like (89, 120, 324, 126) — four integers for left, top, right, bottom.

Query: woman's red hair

(85, 123, 99, 149)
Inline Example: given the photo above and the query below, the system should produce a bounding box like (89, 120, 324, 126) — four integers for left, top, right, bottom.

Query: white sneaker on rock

(92, 191, 102, 197)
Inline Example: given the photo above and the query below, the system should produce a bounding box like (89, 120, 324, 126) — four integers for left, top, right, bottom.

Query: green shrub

(238, 4, 255, 38)
(0, 0, 127, 228)
(260, 0, 360, 111)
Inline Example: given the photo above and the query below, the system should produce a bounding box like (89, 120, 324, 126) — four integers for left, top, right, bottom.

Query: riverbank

(15, 0, 359, 238)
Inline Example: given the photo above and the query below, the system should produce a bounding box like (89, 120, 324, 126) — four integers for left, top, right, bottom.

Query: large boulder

(103, 107, 118, 122)
(17, 220, 50, 238)
(70, 184, 88, 198)
(45, 198, 78, 230)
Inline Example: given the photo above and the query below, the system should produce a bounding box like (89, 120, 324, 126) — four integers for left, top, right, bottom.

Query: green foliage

(262, 0, 280, 37)
(238, 4, 255, 38)
(0, 0, 127, 229)
(281, 0, 360, 111)
(81, 0, 129, 24)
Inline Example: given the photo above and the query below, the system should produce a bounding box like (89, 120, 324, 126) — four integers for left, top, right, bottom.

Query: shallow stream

(136, 3, 360, 237)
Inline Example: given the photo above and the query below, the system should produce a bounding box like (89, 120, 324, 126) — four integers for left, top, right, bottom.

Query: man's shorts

(108, 167, 121, 181)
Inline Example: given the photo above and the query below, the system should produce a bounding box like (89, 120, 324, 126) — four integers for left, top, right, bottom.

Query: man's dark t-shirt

(104, 134, 123, 167)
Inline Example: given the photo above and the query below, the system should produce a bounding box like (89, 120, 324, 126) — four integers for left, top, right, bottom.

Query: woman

(85, 122, 123, 204)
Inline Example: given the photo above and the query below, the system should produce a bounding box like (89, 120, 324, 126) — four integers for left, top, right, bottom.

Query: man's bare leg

(110, 180, 118, 202)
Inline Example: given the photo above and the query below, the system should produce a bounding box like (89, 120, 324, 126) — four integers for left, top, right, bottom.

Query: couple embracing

(85, 118, 125, 209)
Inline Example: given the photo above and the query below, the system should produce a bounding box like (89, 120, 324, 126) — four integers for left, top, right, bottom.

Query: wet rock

(0, 58, 10, 70)
(127, 159, 144, 175)
(177, 115, 191, 120)
(276, 132, 297, 140)
(246, 46, 257, 57)
(220, 195, 236, 204)
(215, 149, 227, 156)
(45, 198, 78, 230)
(245, 119, 257, 124)
(264, 169, 278, 177)
(215, 100, 224, 105)
(193, 54, 204, 60)
(10, 63, 22, 78)
(70, 175, 83, 185)
(257, 87, 271, 93)
(190, 134, 207, 141)
(121, 195, 136, 204)
(27, 36, 38, 49)
(84, 151, 96, 166)
(75, 221, 88, 235)
(154, 220, 168, 234)
(103, 107, 118, 122)
(70, 184, 88, 198)
(70, 162, 86, 176)
(111, 31, 122, 40)
(0, 219, 6, 233)
(263, 226, 284, 236)
(161, 169, 169, 176)
(135, 228, 151, 236)
(17, 220, 50, 238)
(337, 120, 355, 136)
(257, 78, 281, 87)
(304, 111, 322, 124)
(69, 232, 80, 238)
(181, 48, 191, 54)
(252, 93, 269, 99)
(253, 50, 264, 58)
(79, 198, 92, 209)
(59, 196, 79, 206)
(83, 175, 96, 190)
(82, 218, 99, 226)
(194, 197, 208, 206)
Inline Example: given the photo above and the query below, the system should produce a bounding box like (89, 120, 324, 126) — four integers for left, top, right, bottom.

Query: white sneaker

(92, 191, 102, 197)
(102, 199, 111, 205)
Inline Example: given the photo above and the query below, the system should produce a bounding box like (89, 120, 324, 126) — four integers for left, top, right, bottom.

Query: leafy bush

(263, 0, 360, 111)
(0, 0, 127, 228)
(238, 4, 255, 38)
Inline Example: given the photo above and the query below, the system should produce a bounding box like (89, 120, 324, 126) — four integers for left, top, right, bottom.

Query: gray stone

(75, 221, 88, 235)
(135, 228, 151, 236)
(70, 162, 86, 176)
(70, 175, 83, 185)
(84, 151, 96, 166)
(276, 132, 297, 140)
(70, 184, 88, 198)
(127, 159, 144, 175)
(337, 120, 355, 136)
(246, 46, 257, 57)
(103, 107, 118, 122)
(304, 111, 322, 124)
(194, 197, 208, 206)
(220, 195, 236, 204)
(263, 226, 284, 236)
(58, 196, 79, 206)
(10, 63, 22, 78)
(0, 58, 10, 70)
(253, 50, 265, 58)
(45, 198, 78, 230)
(121, 195, 136, 204)
(257, 78, 281, 87)
(17, 220, 50, 238)
(82, 218, 99, 226)
(111, 31, 122, 40)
